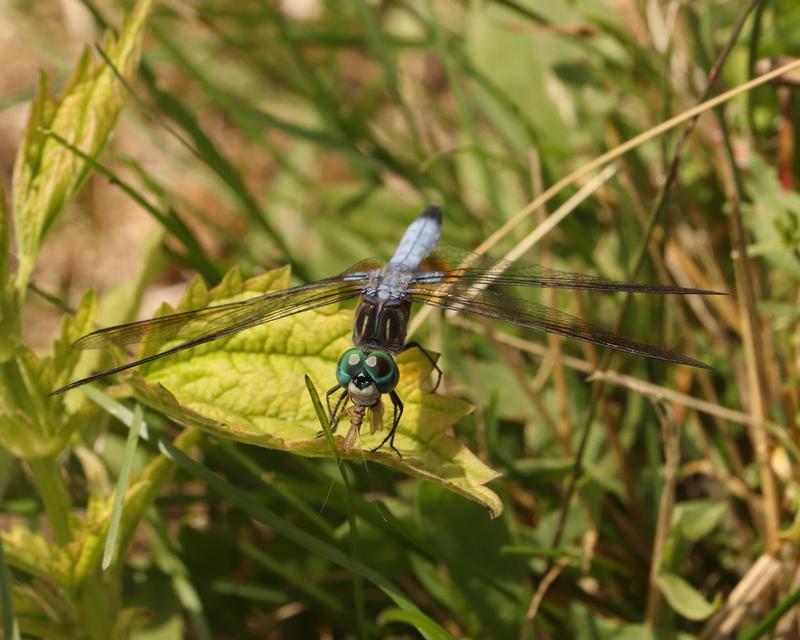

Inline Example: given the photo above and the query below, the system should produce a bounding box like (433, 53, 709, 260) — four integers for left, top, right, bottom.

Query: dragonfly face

(335, 348, 399, 407)
(52, 203, 721, 456)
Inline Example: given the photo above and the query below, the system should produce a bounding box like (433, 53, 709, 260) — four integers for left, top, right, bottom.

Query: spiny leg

(372, 390, 404, 458)
(330, 391, 349, 432)
(403, 340, 443, 392)
(325, 384, 347, 434)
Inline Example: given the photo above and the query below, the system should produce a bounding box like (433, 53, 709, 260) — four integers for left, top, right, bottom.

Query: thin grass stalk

(533, 6, 767, 632)
(473, 55, 800, 263)
(451, 317, 799, 457)
(305, 376, 367, 640)
(644, 403, 681, 625)
(713, 129, 779, 552)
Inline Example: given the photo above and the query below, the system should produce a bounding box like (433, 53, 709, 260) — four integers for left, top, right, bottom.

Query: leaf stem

(28, 457, 72, 545)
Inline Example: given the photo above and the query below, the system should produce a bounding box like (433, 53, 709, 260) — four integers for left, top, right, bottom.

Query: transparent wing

(415, 245, 721, 295)
(51, 259, 381, 395)
(408, 285, 710, 369)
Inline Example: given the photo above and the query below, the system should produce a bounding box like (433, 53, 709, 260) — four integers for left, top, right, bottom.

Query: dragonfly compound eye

(336, 348, 366, 386)
(364, 351, 399, 393)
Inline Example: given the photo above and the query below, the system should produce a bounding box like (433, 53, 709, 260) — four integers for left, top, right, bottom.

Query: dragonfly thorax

(352, 295, 411, 353)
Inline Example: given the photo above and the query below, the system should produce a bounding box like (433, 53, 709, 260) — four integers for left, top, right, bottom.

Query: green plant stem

(304, 377, 368, 639)
(0, 536, 20, 640)
(28, 457, 72, 545)
(739, 583, 800, 640)
(78, 570, 117, 640)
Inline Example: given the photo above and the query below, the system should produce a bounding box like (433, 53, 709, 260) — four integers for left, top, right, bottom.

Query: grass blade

(158, 437, 453, 640)
(102, 403, 143, 570)
(305, 376, 367, 639)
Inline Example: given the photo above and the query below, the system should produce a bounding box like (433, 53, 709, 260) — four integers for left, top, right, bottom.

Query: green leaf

(415, 484, 525, 636)
(655, 572, 718, 621)
(101, 403, 143, 570)
(0, 291, 96, 459)
(118, 265, 502, 515)
(0, 535, 21, 640)
(742, 154, 800, 280)
(48, 389, 204, 588)
(378, 607, 455, 640)
(12, 0, 154, 295)
(1, 525, 60, 584)
(674, 500, 727, 542)
(163, 439, 453, 640)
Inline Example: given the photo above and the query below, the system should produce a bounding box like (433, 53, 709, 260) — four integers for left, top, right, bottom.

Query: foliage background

(0, 0, 799, 638)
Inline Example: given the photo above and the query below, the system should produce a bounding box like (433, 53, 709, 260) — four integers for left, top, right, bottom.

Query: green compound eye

(364, 351, 399, 393)
(336, 348, 366, 386)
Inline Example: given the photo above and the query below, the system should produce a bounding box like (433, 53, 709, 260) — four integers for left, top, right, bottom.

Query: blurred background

(2, 0, 800, 637)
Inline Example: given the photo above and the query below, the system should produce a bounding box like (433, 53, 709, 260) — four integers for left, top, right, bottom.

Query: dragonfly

(53, 205, 718, 454)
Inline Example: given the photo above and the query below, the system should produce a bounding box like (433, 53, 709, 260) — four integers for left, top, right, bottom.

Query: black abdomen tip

(421, 204, 442, 222)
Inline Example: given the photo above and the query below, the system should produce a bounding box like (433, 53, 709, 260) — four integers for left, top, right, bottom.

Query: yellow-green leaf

(122, 266, 502, 516)
(12, 0, 154, 295)
(1, 525, 59, 584)
(0, 180, 9, 286)
(0, 291, 96, 459)
(50, 426, 202, 588)
(0, 181, 18, 363)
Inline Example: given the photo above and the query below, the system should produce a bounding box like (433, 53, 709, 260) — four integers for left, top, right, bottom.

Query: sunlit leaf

(115, 266, 502, 516)
(12, 0, 154, 295)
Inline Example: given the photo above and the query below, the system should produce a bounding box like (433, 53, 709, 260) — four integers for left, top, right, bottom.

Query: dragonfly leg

(324, 384, 347, 434)
(371, 391, 404, 458)
(403, 341, 442, 392)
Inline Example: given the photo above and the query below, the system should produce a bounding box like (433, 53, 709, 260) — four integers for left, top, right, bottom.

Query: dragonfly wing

(52, 261, 381, 394)
(416, 245, 721, 295)
(408, 285, 710, 368)
(75, 258, 380, 350)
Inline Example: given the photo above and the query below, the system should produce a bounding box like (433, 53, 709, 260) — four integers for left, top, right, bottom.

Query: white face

(348, 380, 380, 407)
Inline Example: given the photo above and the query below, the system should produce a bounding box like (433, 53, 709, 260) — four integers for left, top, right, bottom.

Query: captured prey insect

(53, 205, 719, 455)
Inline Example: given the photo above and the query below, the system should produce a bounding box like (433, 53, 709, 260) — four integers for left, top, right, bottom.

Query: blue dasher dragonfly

(53, 205, 717, 454)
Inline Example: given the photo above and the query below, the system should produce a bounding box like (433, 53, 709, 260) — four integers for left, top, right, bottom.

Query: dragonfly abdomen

(387, 204, 442, 271)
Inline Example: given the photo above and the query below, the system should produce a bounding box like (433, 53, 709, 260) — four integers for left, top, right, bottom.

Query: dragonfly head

(336, 348, 399, 406)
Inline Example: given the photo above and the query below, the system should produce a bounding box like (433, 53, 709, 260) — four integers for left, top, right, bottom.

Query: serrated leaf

(52, 290, 96, 385)
(12, 0, 154, 295)
(0, 292, 96, 458)
(1, 526, 59, 584)
(50, 425, 202, 589)
(10, 581, 77, 639)
(655, 572, 718, 621)
(121, 266, 502, 516)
